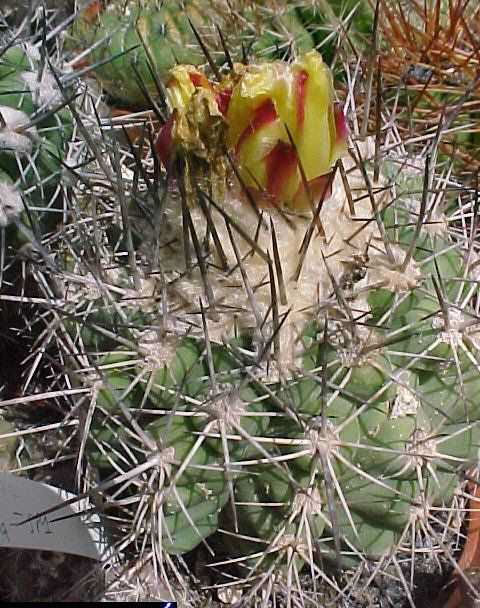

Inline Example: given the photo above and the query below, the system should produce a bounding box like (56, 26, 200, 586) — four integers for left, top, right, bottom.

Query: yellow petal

(295, 51, 335, 180)
(166, 65, 198, 113)
(225, 50, 347, 210)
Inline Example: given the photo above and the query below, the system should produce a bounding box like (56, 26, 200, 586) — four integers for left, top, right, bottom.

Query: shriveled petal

(157, 65, 223, 165)
(155, 114, 175, 165)
(166, 65, 203, 113)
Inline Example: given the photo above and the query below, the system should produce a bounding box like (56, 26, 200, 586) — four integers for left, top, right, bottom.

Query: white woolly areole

(292, 485, 323, 517)
(0, 180, 22, 227)
(207, 390, 246, 433)
(431, 306, 480, 350)
(21, 69, 63, 109)
(0, 106, 36, 154)
(153, 140, 386, 372)
(391, 371, 420, 418)
(137, 329, 180, 372)
(363, 243, 422, 292)
(402, 428, 438, 471)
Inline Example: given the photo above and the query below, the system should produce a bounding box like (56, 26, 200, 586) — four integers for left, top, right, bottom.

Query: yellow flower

(225, 51, 347, 211)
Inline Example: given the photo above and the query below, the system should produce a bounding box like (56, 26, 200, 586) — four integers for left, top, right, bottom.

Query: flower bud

(225, 50, 347, 211)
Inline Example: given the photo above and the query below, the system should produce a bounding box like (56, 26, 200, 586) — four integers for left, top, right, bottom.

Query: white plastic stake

(0, 472, 104, 559)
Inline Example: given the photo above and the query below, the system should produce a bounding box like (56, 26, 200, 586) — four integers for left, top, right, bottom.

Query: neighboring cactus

(372, 0, 480, 177)
(0, 40, 73, 247)
(66, 0, 366, 107)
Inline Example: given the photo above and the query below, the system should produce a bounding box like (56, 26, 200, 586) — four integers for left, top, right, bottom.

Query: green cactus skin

(66, 0, 376, 110)
(69, 4, 205, 107)
(87, 334, 268, 554)
(55, 129, 479, 607)
(146, 413, 231, 554)
(84, 278, 480, 562)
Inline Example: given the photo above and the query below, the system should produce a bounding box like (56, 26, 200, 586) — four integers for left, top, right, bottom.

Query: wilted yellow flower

(155, 65, 223, 164)
(224, 51, 347, 211)
(155, 65, 229, 204)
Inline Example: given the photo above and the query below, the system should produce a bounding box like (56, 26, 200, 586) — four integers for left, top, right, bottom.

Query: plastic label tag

(0, 472, 104, 559)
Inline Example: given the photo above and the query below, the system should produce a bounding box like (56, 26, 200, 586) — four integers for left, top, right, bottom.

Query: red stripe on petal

(188, 71, 210, 89)
(154, 114, 175, 166)
(265, 140, 298, 199)
(216, 88, 232, 115)
(334, 103, 348, 142)
(236, 98, 277, 153)
(293, 172, 334, 211)
(189, 72, 202, 87)
(295, 70, 308, 129)
(309, 173, 334, 202)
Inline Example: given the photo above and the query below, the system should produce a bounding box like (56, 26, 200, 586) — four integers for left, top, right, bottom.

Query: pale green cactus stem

(75, 59, 480, 585)
(88, 335, 267, 555)
(218, 151, 480, 571)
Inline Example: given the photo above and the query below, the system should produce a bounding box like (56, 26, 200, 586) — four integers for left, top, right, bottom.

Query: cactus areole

(155, 51, 348, 211)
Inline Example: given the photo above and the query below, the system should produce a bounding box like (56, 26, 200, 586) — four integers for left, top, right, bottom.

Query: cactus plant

(0, 38, 73, 248)
(369, 0, 480, 178)
(49, 41, 479, 604)
(3, 1, 480, 606)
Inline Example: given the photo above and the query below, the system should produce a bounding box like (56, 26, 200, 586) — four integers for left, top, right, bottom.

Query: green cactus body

(143, 337, 208, 407)
(77, 143, 480, 578)
(88, 348, 233, 554)
(70, 5, 205, 106)
(88, 334, 269, 555)
(230, 467, 326, 574)
(161, 481, 229, 554)
(146, 413, 231, 553)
